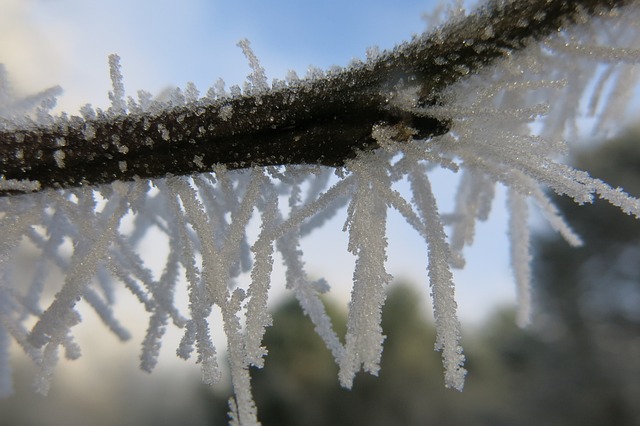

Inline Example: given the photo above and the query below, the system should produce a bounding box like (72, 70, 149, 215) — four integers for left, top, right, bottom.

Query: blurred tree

(528, 128, 640, 425)
(203, 129, 640, 426)
(217, 284, 461, 426)
(206, 284, 518, 426)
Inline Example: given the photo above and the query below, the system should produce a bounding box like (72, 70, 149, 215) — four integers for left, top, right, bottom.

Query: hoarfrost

(339, 153, 392, 388)
(108, 54, 126, 116)
(0, 176, 40, 192)
(53, 150, 65, 168)
(0, 1, 640, 425)
(508, 189, 533, 327)
(237, 39, 269, 94)
(219, 104, 234, 121)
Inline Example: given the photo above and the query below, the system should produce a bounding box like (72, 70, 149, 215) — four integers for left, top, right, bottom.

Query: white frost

(0, 2, 639, 425)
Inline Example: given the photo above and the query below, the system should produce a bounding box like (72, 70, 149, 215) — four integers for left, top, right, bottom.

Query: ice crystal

(339, 152, 393, 388)
(1, 1, 640, 425)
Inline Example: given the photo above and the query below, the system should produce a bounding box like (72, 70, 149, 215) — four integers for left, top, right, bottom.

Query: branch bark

(0, 0, 634, 195)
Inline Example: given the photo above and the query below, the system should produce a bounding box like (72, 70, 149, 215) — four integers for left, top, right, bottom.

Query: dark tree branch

(0, 0, 633, 195)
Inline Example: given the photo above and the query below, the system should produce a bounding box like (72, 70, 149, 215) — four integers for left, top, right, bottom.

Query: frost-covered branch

(0, 0, 633, 195)
(1, 1, 640, 424)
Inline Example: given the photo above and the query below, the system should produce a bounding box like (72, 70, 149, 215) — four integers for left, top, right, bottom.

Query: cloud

(0, 0, 72, 98)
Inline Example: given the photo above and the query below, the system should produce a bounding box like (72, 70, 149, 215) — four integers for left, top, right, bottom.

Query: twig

(0, 0, 633, 195)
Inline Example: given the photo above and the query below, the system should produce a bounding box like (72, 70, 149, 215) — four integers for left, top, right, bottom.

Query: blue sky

(3, 0, 445, 111)
(0, 0, 517, 326)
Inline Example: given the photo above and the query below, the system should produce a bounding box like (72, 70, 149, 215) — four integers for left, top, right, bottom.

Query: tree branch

(0, 0, 633, 195)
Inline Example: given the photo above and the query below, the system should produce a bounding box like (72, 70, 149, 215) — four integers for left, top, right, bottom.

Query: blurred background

(1, 0, 639, 425)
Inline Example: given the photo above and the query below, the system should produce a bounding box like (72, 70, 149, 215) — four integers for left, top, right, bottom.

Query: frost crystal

(237, 39, 269, 94)
(1, 1, 640, 425)
(108, 54, 126, 116)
